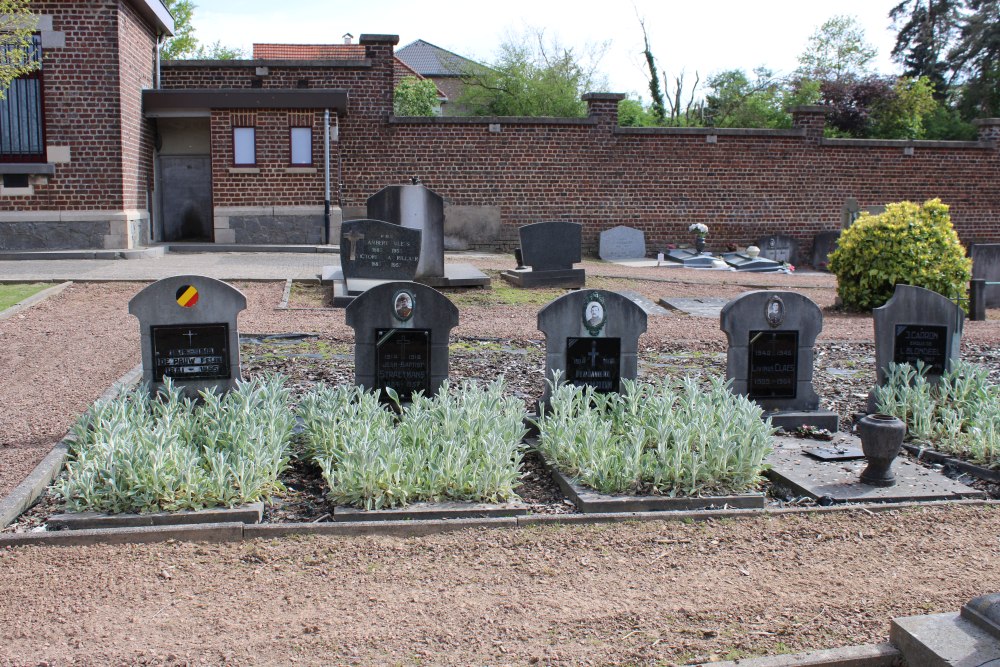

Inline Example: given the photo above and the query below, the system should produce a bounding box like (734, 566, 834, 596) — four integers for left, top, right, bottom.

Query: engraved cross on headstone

(344, 229, 365, 261)
(183, 330, 197, 345)
(588, 341, 599, 367)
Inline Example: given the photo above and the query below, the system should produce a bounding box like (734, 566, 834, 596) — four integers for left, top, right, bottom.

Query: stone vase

(694, 237, 706, 254)
(857, 413, 907, 487)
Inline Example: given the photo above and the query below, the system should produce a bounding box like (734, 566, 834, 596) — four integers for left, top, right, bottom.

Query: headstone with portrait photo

(720, 290, 838, 431)
(537, 289, 648, 401)
(128, 275, 247, 399)
(345, 281, 459, 401)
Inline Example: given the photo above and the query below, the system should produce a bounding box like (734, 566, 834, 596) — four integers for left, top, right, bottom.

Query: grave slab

(891, 612, 1000, 667)
(722, 252, 784, 272)
(598, 225, 645, 261)
(47, 503, 264, 530)
(333, 501, 528, 522)
(616, 289, 671, 316)
(659, 296, 730, 318)
(664, 248, 717, 268)
(766, 435, 985, 503)
(325, 262, 490, 306)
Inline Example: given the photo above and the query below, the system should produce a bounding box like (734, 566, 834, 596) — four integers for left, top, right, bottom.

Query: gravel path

(1, 261, 999, 665)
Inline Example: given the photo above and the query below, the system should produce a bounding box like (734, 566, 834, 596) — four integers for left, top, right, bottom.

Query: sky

(192, 0, 906, 102)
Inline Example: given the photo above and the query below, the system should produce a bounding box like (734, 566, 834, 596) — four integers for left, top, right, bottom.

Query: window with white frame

(288, 112, 313, 165)
(231, 112, 256, 165)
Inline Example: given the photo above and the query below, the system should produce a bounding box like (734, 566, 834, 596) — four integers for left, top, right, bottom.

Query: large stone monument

(329, 219, 421, 306)
(501, 221, 585, 288)
(128, 275, 246, 398)
(720, 290, 838, 431)
(345, 281, 459, 401)
(367, 179, 445, 280)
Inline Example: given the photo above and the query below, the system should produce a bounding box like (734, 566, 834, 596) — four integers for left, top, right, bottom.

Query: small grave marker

(873, 284, 963, 386)
(720, 291, 838, 431)
(810, 231, 841, 271)
(128, 275, 246, 398)
(501, 221, 585, 288)
(756, 234, 798, 265)
(598, 225, 645, 261)
(345, 281, 458, 400)
(538, 289, 647, 399)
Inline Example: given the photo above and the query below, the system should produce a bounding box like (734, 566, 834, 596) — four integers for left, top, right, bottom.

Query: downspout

(323, 109, 331, 244)
(335, 114, 342, 208)
(155, 33, 163, 88)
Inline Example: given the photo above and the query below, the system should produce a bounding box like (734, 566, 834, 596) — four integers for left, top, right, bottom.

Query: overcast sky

(193, 0, 904, 101)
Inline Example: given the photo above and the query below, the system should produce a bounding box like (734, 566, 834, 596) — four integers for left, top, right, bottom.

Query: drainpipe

(323, 108, 331, 244)
(335, 115, 342, 208)
(155, 34, 163, 88)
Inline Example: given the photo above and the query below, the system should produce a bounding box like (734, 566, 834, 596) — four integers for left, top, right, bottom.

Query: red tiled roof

(252, 44, 366, 60)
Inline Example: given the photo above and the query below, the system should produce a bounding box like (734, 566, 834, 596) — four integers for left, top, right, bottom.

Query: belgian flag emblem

(175, 285, 199, 308)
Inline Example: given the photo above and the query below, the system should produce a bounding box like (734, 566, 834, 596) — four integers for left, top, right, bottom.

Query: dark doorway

(159, 156, 213, 241)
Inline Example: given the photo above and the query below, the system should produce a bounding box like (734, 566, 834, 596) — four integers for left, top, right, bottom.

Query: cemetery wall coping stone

(345, 281, 459, 397)
(128, 275, 246, 398)
(537, 289, 648, 399)
(873, 284, 964, 385)
(720, 290, 823, 412)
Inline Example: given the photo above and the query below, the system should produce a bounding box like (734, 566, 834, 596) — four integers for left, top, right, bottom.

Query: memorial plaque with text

(894, 324, 948, 375)
(748, 330, 798, 399)
(151, 324, 230, 382)
(375, 328, 431, 400)
(341, 219, 421, 280)
(565, 337, 621, 393)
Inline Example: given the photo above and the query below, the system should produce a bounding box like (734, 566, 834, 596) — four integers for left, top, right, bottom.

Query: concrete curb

(0, 281, 73, 321)
(1, 498, 994, 549)
(709, 642, 902, 667)
(0, 363, 143, 530)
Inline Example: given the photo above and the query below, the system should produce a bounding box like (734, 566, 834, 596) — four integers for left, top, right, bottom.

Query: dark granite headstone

(598, 225, 645, 261)
(501, 221, 585, 288)
(971, 244, 1000, 307)
(720, 291, 837, 431)
(345, 281, 458, 399)
(537, 289, 647, 400)
(811, 230, 841, 271)
(873, 284, 963, 385)
(722, 252, 783, 272)
(756, 234, 798, 265)
(367, 181, 445, 279)
(128, 275, 246, 398)
(340, 219, 421, 281)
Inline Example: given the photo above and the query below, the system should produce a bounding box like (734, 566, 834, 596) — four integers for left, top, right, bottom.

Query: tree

(457, 28, 608, 117)
(889, 0, 960, 98)
(797, 15, 878, 81)
(161, 0, 196, 60)
(637, 18, 666, 124)
(0, 0, 39, 98)
(617, 97, 657, 127)
(704, 68, 797, 128)
(394, 76, 439, 116)
(193, 41, 245, 60)
(949, 0, 1000, 117)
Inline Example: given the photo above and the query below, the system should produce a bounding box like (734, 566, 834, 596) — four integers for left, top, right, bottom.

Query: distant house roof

(251, 43, 447, 99)
(396, 39, 479, 77)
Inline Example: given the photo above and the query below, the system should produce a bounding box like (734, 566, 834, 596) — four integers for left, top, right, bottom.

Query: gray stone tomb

(971, 243, 1000, 307)
(810, 230, 840, 271)
(720, 290, 838, 431)
(345, 281, 459, 400)
(756, 234, 798, 265)
(873, 284, 964, 387)
(721, 251, 783, 272)
(367, 179, 445, 280)
(128, 275, 246, 399)
(501, 221, 586, 288)
(537, 289, 648, 401)
(598, 225, 645, 261)
(663, 248, 716, 268)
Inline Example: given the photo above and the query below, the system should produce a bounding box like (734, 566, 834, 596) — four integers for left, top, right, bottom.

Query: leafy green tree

(949, 0, 1000, 117)
(638, 18, 666, 124)
(161, 0, 196, 59)
(873, 76, 940, 138)
(798, 15, 878, 81)
(457, 29, 608, 117)
(193, 41, 245, 60)
(617, 97, 657, 127)
(394, 76, 439, 116)
(704, 68, 790, 128)
(889, 0, 960, 98)
(0, 0, 39, 98)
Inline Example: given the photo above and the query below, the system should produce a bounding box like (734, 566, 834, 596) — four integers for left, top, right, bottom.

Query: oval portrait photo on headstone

(583, 292, 607, 336)
(392, 288, 415, 322)
(766, 295, 785, 328)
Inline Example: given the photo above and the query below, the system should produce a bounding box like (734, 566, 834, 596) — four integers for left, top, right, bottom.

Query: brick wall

(117, 0, 156, 213)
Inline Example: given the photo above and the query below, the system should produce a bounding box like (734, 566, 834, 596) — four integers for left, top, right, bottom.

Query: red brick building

(2, 19, 999, 258)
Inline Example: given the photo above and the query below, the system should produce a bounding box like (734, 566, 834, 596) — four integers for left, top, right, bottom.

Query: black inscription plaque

(375, 328, 431, 400)
(894, 324, 948, 375)
(748, 330, 798, 399)
(151, 323, 230, 382)
(566, 337, 621, 393)
(341, 219, 421, 280)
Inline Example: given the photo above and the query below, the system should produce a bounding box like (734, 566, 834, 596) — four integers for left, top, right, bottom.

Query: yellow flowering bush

(828, 198, 971, 310)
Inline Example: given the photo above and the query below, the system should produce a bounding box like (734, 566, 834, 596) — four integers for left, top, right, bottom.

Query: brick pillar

(360, 34, 400, 120)
(791, 105, 828, 144)
(973, 118, 1000, 144)
(583, 93, 626, 132)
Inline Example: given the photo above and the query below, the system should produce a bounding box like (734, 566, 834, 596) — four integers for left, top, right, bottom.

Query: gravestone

(811, 230, 840, 271)
(722, 251, 783, 272)
(971, 244, 1000, 307)
(537, 289, 648, 400)
(340, 219, 421, 281)
(841, 198, 862, 229)
(501, 221, 585, 288)
(345, 281, 459, 401)
(367, 180, 444, 279)
(873, 284, 963, 386)
(663, 248, 715, 268)
(756, 234, 798, 265)
(720, 290, 838, 431)
(128, 275, 246, 399)
(598, 225, 645, 261)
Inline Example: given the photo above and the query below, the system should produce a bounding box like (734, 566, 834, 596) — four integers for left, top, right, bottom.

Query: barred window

(0, 35, 44, 162)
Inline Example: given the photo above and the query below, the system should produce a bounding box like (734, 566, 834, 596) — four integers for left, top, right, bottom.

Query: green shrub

(55, 375, 295, 514)
(534, 374, 773, 497)
(828, 198, 971, 310)
(874, 361, 1000, 467)
(297, 380, 527, 510)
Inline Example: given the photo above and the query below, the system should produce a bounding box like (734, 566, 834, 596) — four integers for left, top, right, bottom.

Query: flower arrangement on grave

(688, 223, 709, 253)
